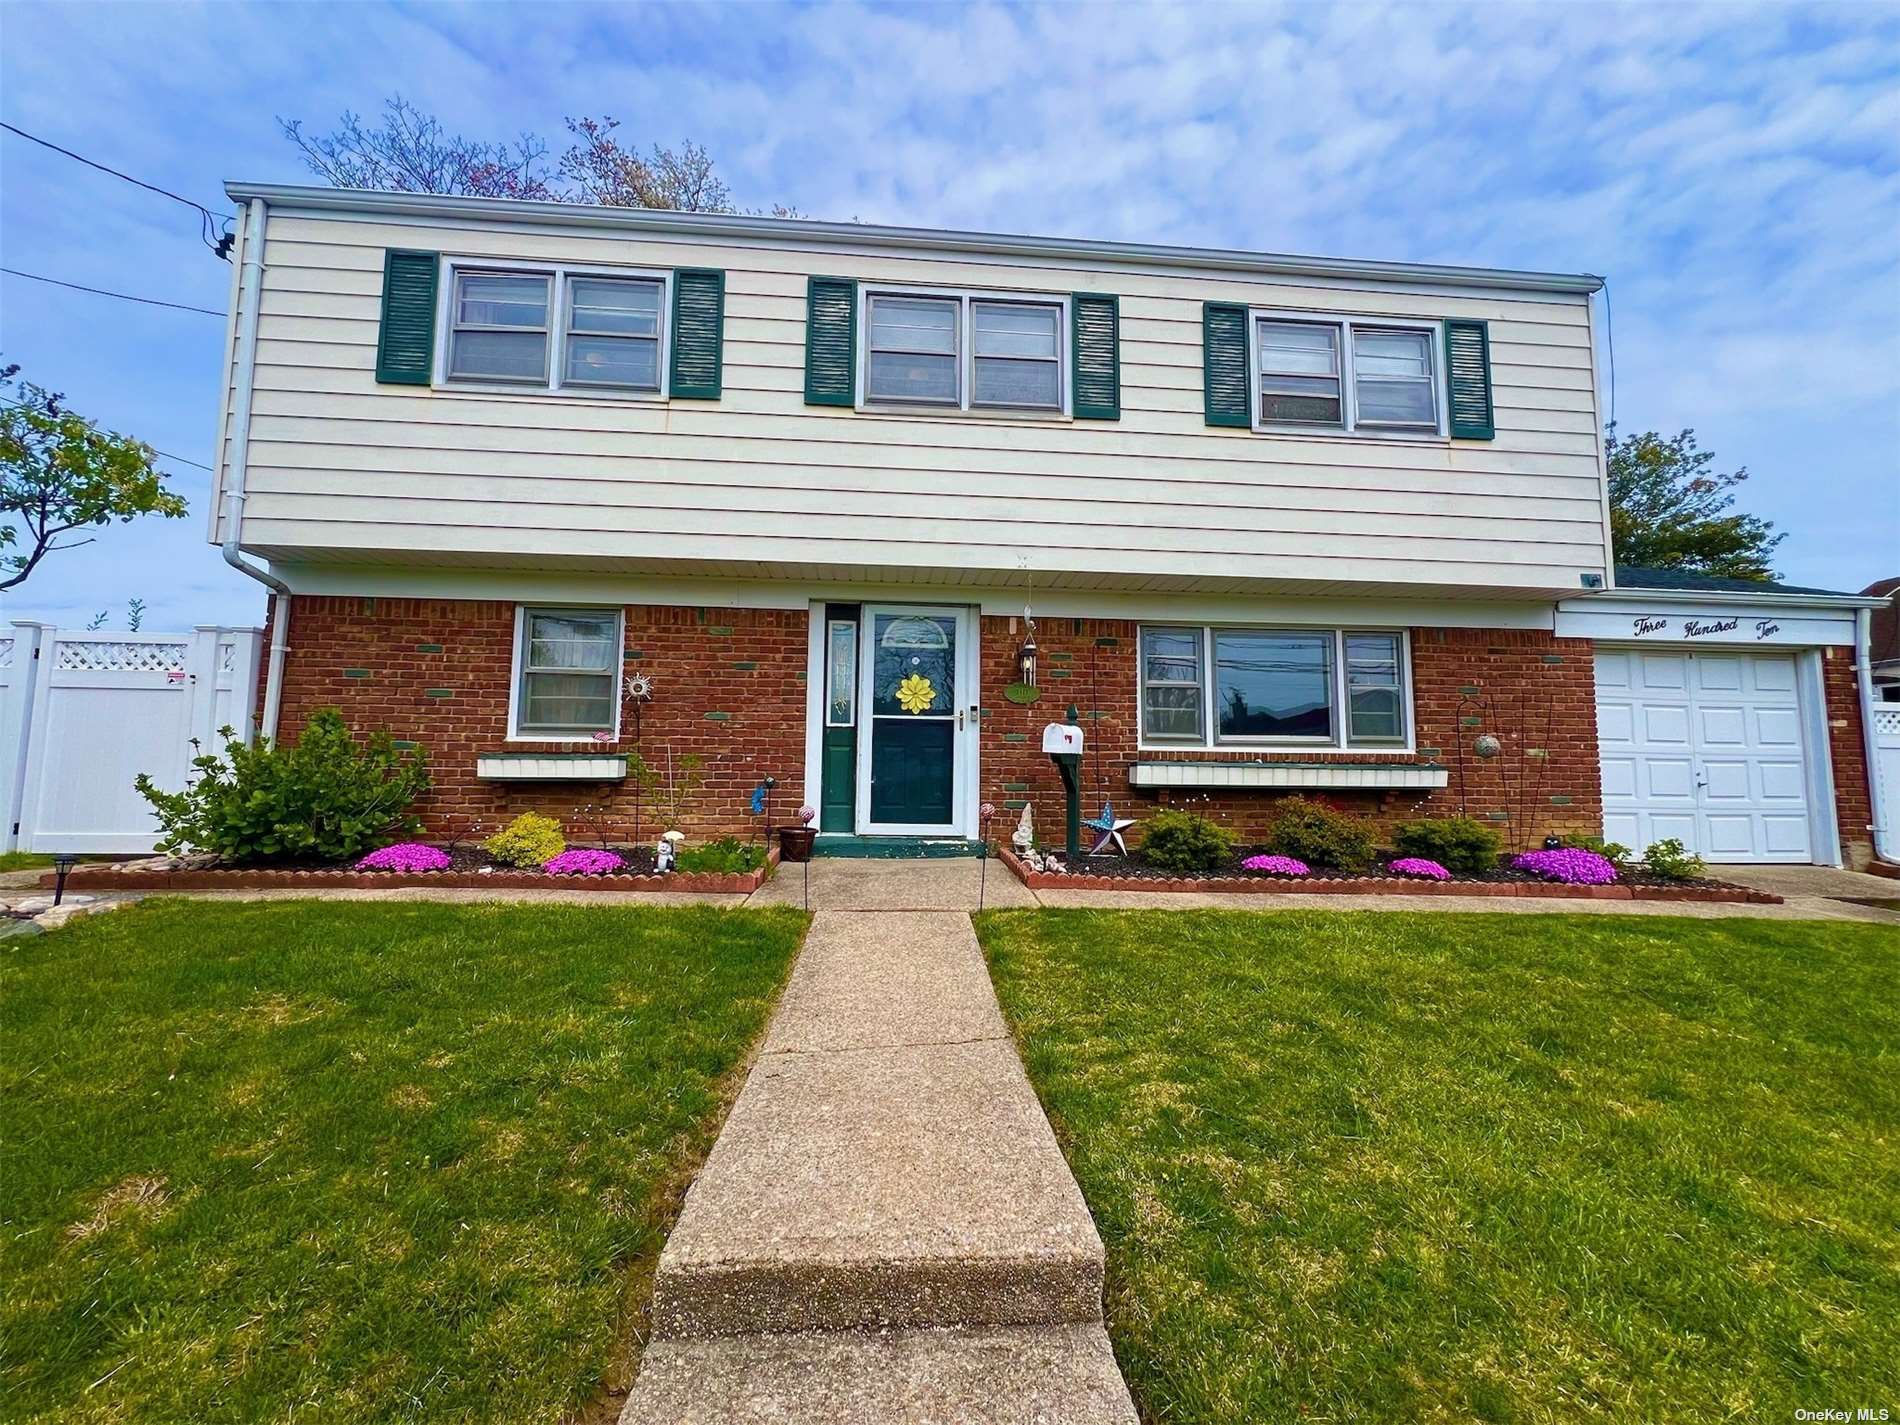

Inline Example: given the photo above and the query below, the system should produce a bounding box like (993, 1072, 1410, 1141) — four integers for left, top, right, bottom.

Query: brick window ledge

(1129, 761, 1448, 791)
(476, 752, 629, 782)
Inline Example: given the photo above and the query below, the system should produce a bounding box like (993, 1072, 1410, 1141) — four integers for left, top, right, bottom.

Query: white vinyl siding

(222, 209, 1609, 597)
(1139, 625, 1412, 751)
(510, 606, 623, 739)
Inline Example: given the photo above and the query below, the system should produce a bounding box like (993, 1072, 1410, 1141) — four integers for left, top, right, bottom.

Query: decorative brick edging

(1865, 860, 1900, 883)
(994, 846, 1780, 904)
(42, 848, 779, 897)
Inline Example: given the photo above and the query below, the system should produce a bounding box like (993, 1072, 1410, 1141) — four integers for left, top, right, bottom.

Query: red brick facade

(1822, 645, 1876, 868)
(267, 596, 809, 844)
(979, 617, 1602, 854)
(261, 594, 1876, 864)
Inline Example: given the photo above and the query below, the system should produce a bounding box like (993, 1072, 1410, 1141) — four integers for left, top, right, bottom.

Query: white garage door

(1595, 648, 1812, 863)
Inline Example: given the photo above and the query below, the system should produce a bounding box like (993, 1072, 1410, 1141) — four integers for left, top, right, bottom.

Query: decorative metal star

(1083, 800, 1136, 856)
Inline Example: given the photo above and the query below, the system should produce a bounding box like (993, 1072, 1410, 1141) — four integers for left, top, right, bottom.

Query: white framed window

(860, 286, 1068, 415)
(449, 271, 551, 383)
(1137, 625, 1412, 751)
(509, 606, 624, 740)
(441, 260, 670, 398)
(1250, 311, 1443, 436)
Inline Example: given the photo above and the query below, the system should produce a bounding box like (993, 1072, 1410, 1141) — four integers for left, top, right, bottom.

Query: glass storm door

(860, 608, 965, 832)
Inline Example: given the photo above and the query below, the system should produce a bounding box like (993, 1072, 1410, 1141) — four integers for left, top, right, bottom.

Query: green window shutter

(1070, 292, 1120, 420)
(1202, 301, 1250, 427)
(1444, 318, 1495, 439)
(669, 267, 725, 399)
(804, 276, 857, 406)
(375, 250, 438, 385)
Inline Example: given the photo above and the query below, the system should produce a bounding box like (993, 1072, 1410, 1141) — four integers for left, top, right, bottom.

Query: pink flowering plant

(1387, 857, 1451, 881)
(1512, 848, 1619, 885)
(356, 842, 451, 873)
(543, 848, 625, 877)
(1240, 854, 1309, 877)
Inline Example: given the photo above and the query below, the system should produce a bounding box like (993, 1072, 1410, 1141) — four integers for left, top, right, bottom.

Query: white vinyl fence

(1874, 704, 1900, 863)
(1, 623, 263, 854)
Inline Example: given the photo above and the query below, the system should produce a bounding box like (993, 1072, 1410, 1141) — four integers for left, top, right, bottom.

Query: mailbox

(1042, 721, 1085, 858)
(1041, 723, 1083, 754)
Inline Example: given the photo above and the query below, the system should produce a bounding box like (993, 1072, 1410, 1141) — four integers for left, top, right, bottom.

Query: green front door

(865, 610, 959, 829)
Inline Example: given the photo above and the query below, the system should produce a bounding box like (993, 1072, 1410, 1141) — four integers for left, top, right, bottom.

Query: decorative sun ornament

(895, 672, 937, 714)
(624, 673, 655, 702)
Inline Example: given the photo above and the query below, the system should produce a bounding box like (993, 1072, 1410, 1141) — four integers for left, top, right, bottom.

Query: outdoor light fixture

(52, 853, 78, 906)
(1017, 614, 1039, 689)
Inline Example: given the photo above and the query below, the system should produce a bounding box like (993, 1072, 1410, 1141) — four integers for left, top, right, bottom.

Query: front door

(858, 606, 972, 834)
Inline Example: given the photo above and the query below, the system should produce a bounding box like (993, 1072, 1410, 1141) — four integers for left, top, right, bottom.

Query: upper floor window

(1138, 625, 1411, 750)
(1252, 314, 1441, 436)
(861, 288, 1067, 414)
(445, 263, 667, 395)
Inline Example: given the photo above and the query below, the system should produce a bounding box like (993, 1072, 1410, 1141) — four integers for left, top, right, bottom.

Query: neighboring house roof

(1615, 565, 1860, 598)
(223, 182, 1605, 297)
(1862, 576, 1900, 672)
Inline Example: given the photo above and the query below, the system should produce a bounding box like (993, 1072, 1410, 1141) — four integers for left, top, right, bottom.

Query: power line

(0, 121, 234, 258)
(2, 266, 223, 318)
(0, 397, 214, 471)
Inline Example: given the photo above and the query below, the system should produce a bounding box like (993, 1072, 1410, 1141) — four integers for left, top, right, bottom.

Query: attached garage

(1594, 647, 1816, 861)
(1559, 567, 1888, 868)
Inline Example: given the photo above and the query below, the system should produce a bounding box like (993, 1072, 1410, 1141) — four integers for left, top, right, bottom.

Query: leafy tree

(0, 366, 189, 591)
(280, 96, 795, 215)
(1606, 426, 1784, 581)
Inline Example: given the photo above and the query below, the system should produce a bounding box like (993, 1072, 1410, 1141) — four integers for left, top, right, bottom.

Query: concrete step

(647, 912, 1105, 1338)
(621, 1322, 1139, 1425)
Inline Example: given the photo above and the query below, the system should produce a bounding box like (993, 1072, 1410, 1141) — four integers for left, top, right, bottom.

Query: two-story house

(211, 183, 1884, 868)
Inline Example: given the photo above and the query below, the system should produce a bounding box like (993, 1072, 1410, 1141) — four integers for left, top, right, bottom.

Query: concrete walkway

(620, 909, 1137, 1424)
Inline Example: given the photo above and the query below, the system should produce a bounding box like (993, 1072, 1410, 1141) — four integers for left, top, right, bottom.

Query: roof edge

(224, 182, 1605, 296)
(1569, 586, 1887, 611)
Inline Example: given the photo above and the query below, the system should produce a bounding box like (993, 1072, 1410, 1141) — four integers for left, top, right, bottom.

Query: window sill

(477, 752, 628, 782)
(1246, 423, 1449, 445)
(1130, 760, 1446, 791)
(433, 381, 671, 404)
(854, 402, 1074, 424)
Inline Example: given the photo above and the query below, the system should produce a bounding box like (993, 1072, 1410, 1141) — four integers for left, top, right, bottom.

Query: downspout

(1856, 606, 1893, 863)
(219, 197, 293, 741)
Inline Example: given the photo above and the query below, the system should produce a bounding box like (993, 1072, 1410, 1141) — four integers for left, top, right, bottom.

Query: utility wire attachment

(0, 121, 235, 259)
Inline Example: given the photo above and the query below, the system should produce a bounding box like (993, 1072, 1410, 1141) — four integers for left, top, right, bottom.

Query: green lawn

(977, 909, 1900, 1424)
(1, 898, 807, 1425)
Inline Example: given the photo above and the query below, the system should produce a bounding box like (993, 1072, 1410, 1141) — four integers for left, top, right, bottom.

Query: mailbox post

(1041, 714, 1085, 859)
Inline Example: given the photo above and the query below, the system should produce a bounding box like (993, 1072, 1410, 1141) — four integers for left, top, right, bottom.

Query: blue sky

(2, 0, 1895, 631)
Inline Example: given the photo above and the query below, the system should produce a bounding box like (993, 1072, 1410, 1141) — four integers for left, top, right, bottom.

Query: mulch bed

(997, 845, 1780, 904)
(43, 843, 779, 896)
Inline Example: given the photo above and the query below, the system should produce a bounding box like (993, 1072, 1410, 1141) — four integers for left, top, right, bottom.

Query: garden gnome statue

(1012, 802, 1035, 854)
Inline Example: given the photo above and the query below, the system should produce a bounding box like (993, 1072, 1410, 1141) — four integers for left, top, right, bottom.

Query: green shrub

(1390, 815, 1501, 876)
(676, 837, 764, 874)
(1139, 810, 1235, 875)
(135, 710, 429, 865)
(1641, 837, 1706, 882)
(1560, 833, 1633, 866)
(1263, 797, 1374, 871)
(484, 812, 566, 868)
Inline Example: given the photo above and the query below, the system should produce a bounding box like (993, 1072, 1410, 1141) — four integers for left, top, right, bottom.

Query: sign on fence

(0, 624, 263, 854)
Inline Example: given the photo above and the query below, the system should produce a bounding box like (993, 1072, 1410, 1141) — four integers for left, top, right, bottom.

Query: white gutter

(1562, 586, 1889, 612)
(218, 196, 293, 742)
(1858, 606, 1893, 863)
(223, 181, 1605, 297)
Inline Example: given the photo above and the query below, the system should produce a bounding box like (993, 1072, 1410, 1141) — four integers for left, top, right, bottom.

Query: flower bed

(43, 843, 779, 897)
(995, 844, 1779, 904)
